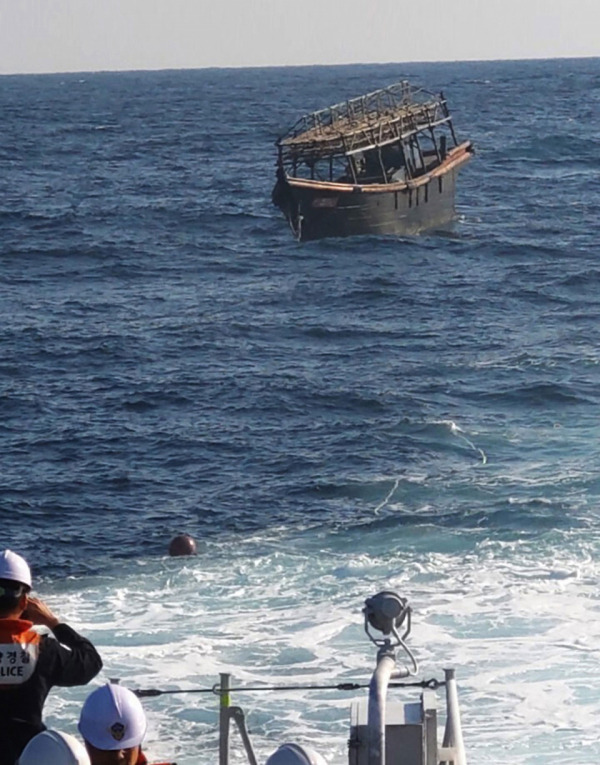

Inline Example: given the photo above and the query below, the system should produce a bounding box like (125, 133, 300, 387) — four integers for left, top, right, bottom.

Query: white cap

(0, 550, 32, 589)
(266, 744, 327, 765)
(78, 684, 147, 750)
(18, 730, 90, 765)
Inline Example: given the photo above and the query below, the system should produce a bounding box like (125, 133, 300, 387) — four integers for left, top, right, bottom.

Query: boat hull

(272, 144, 472, 242)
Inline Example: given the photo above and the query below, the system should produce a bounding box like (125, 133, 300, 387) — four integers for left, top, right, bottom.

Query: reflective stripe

(0, 622, 40, 686)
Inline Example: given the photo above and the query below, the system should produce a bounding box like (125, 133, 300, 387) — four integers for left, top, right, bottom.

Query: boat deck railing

(129, 592, 468, 765)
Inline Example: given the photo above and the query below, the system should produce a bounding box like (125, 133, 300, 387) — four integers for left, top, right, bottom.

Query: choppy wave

(2, 57, 600, 764)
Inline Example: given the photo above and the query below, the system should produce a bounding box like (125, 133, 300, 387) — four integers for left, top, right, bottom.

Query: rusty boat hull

(273, 142, 472, 241)
(272, 80, 473, 242)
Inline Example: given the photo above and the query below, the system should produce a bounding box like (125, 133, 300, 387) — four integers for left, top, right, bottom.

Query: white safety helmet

(78, 683, 147, 750)
(0, 549, 32, 589)
(266, 743, 327, 765)
(18, 730, 90, 765)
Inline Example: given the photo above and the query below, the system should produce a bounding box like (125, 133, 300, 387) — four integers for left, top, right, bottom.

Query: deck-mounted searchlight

(356, 591, 466, 765)
(363, 591, 411, 649)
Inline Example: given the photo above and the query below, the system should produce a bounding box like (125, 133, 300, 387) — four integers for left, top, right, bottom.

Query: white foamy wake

(40, 525, 600, 765)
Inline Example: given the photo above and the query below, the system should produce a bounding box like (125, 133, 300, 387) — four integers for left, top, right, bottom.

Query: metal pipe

(442, 669, 467, 765)
(367, 649, 396, 765)
(230, 707, 259, 765)
(218, 673, 231, 765)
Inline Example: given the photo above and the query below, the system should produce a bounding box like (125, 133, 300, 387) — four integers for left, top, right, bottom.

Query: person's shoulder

(138, 753, 178, 765)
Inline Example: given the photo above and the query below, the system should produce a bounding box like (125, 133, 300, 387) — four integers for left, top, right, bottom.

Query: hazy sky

(0, 0, 598, 75)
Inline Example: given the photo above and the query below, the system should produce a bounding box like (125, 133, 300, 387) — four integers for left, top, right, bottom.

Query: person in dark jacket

(0, 549, 103, 765)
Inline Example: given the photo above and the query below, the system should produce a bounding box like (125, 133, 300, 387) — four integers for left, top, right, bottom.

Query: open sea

(2, 57, 600, 764)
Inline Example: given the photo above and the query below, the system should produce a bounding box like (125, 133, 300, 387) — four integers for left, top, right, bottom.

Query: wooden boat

(272, 81, 473, 242)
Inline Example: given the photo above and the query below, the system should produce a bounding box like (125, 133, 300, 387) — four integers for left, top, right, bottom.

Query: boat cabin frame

(276, 81, 460, 187)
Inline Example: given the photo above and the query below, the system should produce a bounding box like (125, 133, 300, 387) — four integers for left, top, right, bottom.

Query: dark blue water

(2, 57, 600, 574)
(4, 58, 600, 765)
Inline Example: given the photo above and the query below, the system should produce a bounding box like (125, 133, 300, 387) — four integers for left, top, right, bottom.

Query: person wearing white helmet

(265, 743, 327, 765)
(17, 729, 91, 765)
(78, 683, 174, 765)
(0, 550, 103, 765)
